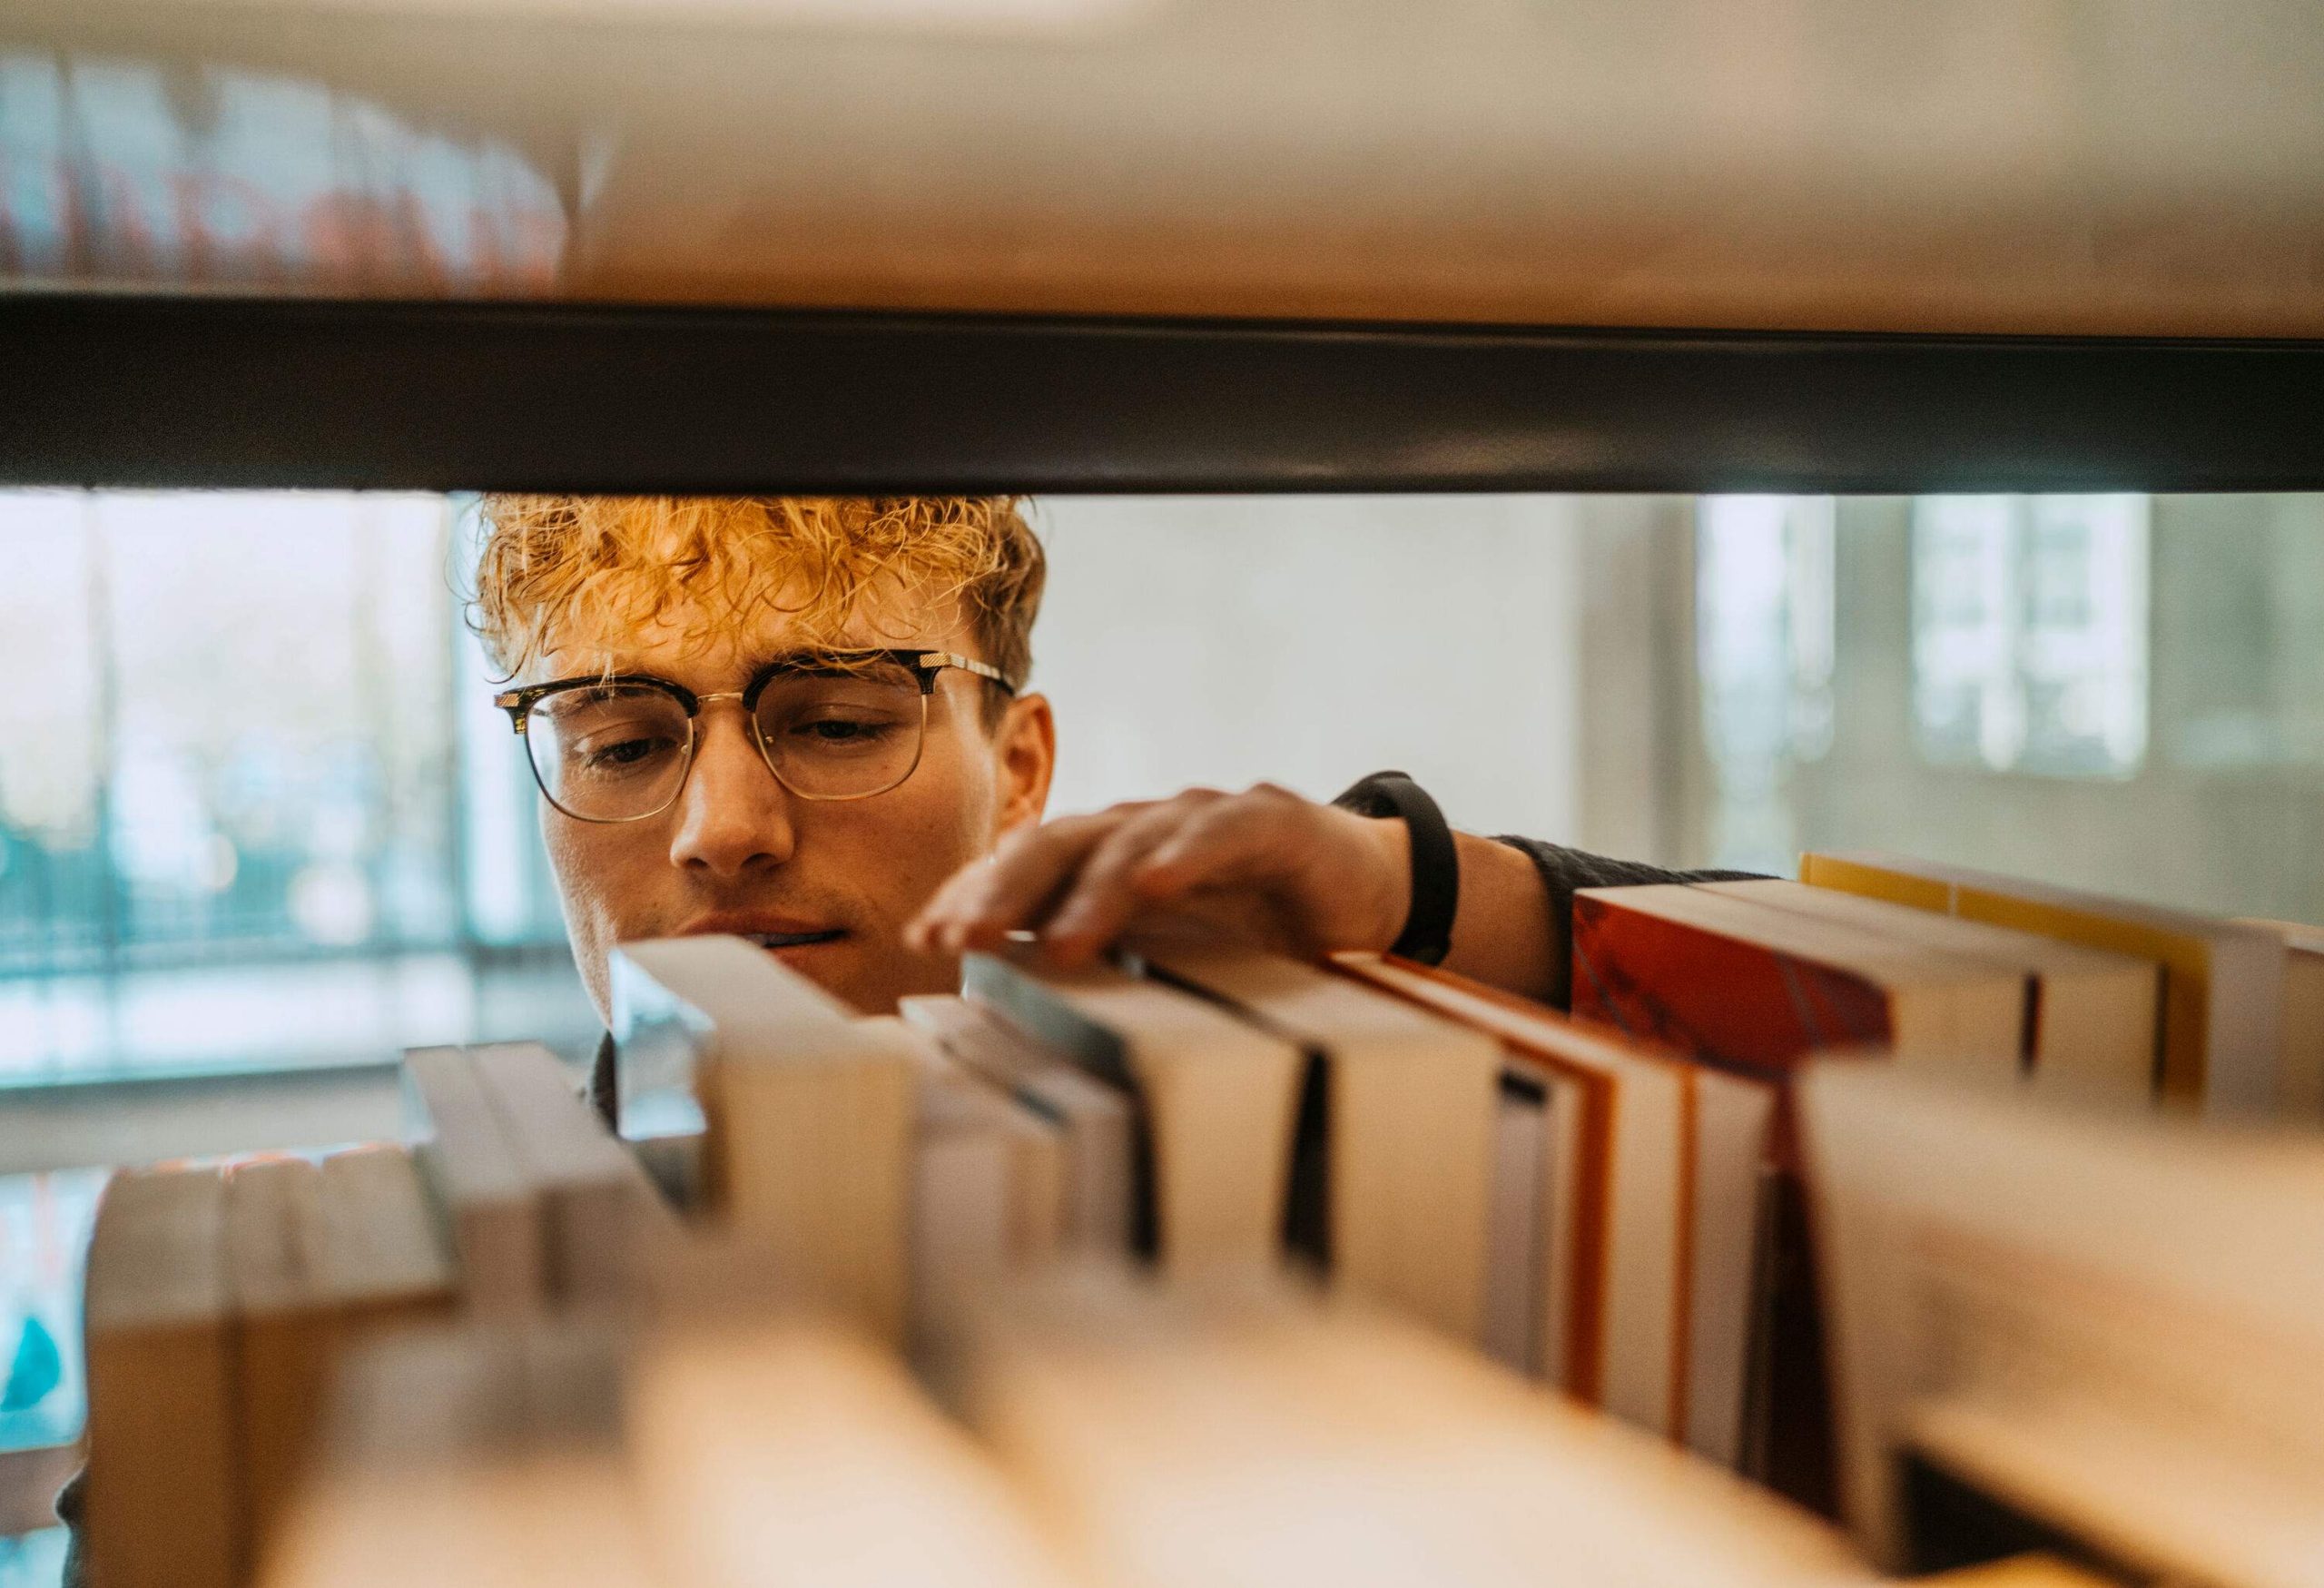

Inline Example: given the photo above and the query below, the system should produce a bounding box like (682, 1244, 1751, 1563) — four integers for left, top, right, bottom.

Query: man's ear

(991, 690, 1055, 839)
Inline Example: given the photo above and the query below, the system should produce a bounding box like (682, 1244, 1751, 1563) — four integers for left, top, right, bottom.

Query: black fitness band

(1331, 770, 1459, 967)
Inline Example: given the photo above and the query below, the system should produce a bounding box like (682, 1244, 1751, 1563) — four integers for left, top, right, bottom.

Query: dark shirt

(61, 837, 1746, 1588)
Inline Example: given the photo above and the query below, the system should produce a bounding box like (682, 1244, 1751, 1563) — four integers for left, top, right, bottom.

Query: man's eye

(791, 717, 894, 745)
(580, 735, 675, 769)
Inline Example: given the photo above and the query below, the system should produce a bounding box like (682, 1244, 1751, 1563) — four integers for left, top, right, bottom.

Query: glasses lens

(753, 663, 928, 798)
(526, 685, 693, 820)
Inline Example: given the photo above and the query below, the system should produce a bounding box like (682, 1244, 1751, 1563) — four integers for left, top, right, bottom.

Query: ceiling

(7, 0, 2324, 335)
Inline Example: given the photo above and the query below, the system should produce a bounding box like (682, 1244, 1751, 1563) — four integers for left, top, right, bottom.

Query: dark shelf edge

(7, 292, 2324, 494)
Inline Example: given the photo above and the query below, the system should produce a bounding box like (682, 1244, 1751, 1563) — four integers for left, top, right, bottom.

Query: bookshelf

(5, 295, 2324, 496)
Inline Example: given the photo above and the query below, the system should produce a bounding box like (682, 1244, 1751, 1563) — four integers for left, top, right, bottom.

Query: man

(59, 490, 1738, 1586)
(467, 493, 1738, 1109)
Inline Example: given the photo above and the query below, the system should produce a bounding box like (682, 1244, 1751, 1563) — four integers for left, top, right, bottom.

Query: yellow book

(1801, 852, 2283, 1115)
(2234, 918, 2324, 1121)
(1915, 1557, 2120, 1587)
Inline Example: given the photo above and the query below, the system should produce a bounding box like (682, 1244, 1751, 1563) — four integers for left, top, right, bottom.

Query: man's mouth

(744, 930, 847, 950)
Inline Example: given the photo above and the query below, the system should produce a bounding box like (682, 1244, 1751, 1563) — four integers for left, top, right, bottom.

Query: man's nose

(667, 710, 797, 877)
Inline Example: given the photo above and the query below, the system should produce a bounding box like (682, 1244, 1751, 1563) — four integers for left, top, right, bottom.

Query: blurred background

(5, 487, 2323, 1544)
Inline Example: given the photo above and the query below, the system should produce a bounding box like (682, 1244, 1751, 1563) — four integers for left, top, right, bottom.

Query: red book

(1571, 884, 2024, 1081)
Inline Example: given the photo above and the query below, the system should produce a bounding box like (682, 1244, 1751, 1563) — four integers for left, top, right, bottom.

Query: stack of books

(74, 851, 2324, 1587)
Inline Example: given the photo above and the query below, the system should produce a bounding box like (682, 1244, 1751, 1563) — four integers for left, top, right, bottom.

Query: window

(1911, 495, 2150, 778)
(0, 491, 586, 1080)
(1695, 496, 1837, 873)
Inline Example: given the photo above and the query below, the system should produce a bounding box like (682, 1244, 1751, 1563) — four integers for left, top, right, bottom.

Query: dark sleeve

(55, 1463, 83, 1588)
(587, 1029, 618, 1134)
(1490, 835, 1766, 1010)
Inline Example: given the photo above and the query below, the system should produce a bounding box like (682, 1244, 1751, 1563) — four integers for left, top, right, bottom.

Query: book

(1799, 851, 2286, 1114)
(954, 1270, 1872, 1588)
(901, 992, 1136, 1257)
(609, 935, 915, 1340)
(1480, 1076, 1548, 1374)
(469, 1041, 678, 1305)
(1799, 1060, 2324, 1582)
(1334, 952, 1777, 1467)
(881, 1013, 1069, 1262)
(963, 948, 1306, 1277)
(1915, 1559, 2123, 1588)
(1128, 938, 1502, 1345)
(262, 1452, 657, 1588)
(261, 1319, 649, 1588)
(1707, 878, 2159, 1100)
(401, 1044, 545, 1317)
(224, 1156, 331, 1560)
(1571, 883, 2026, 1082)
(2234, 917, 2324, 1119)
(313, 1146, 458, 1330)
(83, 1164, 241, 1588)
(628, 1317, 1076, 1588)
(869, 1016, 1045, 1328)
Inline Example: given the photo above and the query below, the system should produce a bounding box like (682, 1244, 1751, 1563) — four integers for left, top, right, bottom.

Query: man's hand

(906, 784, 1411, 967)
(906, 783, 1560, 1001)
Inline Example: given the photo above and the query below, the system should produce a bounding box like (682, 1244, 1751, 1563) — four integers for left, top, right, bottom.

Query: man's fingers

(906, 806, 1141, 954)
(1036, 801, 1215, 964)
(1132, 785, 1301, 897)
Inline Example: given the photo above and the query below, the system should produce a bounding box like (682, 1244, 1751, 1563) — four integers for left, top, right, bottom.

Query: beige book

(901, 992, 1134, 1255)
(965, 949, 1306, 1277)
(1715, 878, 2159, 1099)
(1801, 851, 2285, 1114)
(628, 1318, 1077, 1588)
(314, 1145, 461, 1326)
(1581, 883, 2027, 1080)
(1480, 1081, 1546, 1374)
(262, 1317, 647, 1588)
(261, 1454, 659, 1588)
(1333, 952, 1691, 1443)
(470, 1041, 679, 1305)
(895, 1022, 1071, 1332)
(2235, 917, 2324, 1120)
(956, 1272, 1872, 1588)
(1338, 952, 1777, 1467)
(1532, 1069, 1586, 1393)
(1684, 1065, 1777, 1470)
(1129, 940, 1502, 1344)
(403, 1045, 544, 1316)
(231, 1149, 459, 1573)
(879, 1019, 1020, 1328)
(84, 1164, 241, 1588)
(611, 935, 915, 1340)
(1799, 1060, 2324, 1580)
(224, 1157, 332, 1561)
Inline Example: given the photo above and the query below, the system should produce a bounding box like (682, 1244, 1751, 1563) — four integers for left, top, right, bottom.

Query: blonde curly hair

(468, 496, 1045, 722)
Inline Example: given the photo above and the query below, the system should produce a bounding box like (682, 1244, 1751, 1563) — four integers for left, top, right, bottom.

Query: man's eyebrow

(742, 646, 899, 674)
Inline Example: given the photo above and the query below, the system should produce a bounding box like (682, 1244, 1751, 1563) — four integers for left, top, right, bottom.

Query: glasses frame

(493, 648, 1019, 823)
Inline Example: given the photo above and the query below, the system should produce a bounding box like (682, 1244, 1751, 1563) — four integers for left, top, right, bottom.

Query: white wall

(1028, 496, 1586, 842)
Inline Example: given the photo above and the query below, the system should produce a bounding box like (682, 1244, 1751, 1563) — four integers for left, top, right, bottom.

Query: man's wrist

(1352, 811, 1412, 952)
(1329, 770, 1459, 964)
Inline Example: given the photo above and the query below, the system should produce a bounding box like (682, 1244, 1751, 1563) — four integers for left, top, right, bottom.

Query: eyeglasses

(493, 649, 1019, 823)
